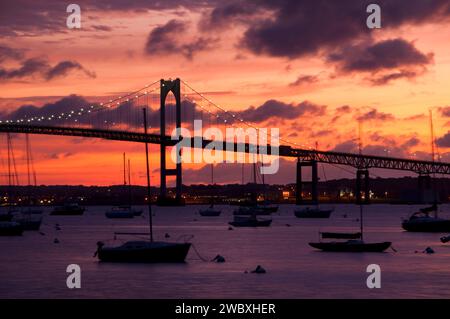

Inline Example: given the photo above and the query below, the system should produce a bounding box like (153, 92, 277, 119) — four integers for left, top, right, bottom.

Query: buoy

(424, 247, 435, 254)
(165, 233, 170, 238)
(251, 265, 266, 274)
(212, 255, 225, 263)
(440, 235, 450, 243)
(53, 238, 60, 244)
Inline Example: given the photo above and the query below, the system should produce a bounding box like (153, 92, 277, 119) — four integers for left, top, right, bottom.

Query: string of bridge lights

(0, 80, 160, 125)
(181, 79, 315, 150)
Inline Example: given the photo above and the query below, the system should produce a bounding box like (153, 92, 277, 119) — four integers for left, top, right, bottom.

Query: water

(1, 204, 450, 299)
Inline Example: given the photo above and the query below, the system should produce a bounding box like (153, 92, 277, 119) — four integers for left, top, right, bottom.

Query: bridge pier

(296, 158, 318, 205)
(157, 78, 184, 206)
(355, 169, 370, 204)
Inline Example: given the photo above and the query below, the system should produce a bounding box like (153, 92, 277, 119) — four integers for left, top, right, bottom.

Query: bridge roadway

(1, 123, 449, 175)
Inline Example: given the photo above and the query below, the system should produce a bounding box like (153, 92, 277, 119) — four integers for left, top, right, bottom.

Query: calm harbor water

(1, 204, 450, 299)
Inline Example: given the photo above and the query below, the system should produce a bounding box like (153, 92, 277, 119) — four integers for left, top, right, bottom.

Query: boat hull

(309, 241, 391, 252)
(105, 212, 134, 219)
(97, 242, 191, 263)
(228, 219, 272, 227)
(199, 209, 221, 217)
(295, 209, 333, 218)
(0, 222, 23, 236)
(50, 208, 85, 216)
(402, 220, 450, 232)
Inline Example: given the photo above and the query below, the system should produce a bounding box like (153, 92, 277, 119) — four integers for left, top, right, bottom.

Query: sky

(1, 0, 450, 186)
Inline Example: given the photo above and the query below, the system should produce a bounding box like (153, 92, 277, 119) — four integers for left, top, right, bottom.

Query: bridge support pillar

(418, 174, 432, 204)
(157, 78, 184, 206)
(356, 169, 370, 205)
(296, 158, 318, 205)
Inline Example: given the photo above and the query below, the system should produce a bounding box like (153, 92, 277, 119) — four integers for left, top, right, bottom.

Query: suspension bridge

(0, 78, 448, 205)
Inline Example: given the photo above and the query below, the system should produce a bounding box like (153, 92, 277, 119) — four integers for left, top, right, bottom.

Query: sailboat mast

(7, 133, 12, 208)
(429, 109, 438, 217)
(128, 159, 132, 206)
(358, 122, 364, 241)
(143, 108, 153, 242)
(123, 152, 127, 186)
(25, 134, 32, 206)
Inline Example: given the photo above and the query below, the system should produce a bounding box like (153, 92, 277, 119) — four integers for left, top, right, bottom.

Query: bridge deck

(1, 123, 449, 175)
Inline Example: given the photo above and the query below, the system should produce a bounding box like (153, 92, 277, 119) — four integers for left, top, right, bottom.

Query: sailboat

(229, 158, 272, 226)
(309, 205, 391, 252)
(402, 110, 450, 232)
(199, 163, 221, 217)
(105, 154, 141, 219)
(0, 133, 24, 236)
(51, 202, 85, 215)
(14, 134, 43, 231)
(309, 131, 391, 252)
(233, 161, 271, 216)
(95, 108, 191, 263)
(294, 147, 333, 218)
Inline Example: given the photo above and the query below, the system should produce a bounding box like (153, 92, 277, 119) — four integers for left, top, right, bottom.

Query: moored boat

(0, 221, 23, 236)
(95, 241, 191, 262)
(401, 205, 450, 232)
(309, 240, 391, 252)
(229, 214, 272, 227)
(50, 203, 85, 215)
(295, 207, 333, 218)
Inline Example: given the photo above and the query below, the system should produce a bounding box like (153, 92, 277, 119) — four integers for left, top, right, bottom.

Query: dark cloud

(213, 0, 450, 59)
(436, 132, 450, 148)
(0, 58, 95, 82)
(328, 39, 433, 73)
(91, 25, 113, 32)
(236, 99, 326, 123)
(0, 58, 48, 80)
(0, 1, 218, 36)
(356, 108, 395, 122)
(145, 19, 217, 59)
(438, 106, 450, 117)
(45, 60, 96, 80)
(2, 95, 197, 129)
(0, 44, 25, 62)
(402, 137, 420, 148)
(370, 70, 419, 86)
(289, 74, 319, 87)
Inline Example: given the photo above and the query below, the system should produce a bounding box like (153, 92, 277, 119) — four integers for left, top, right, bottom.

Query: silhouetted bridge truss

(0, 78, 447, 205)
(0, 123, 447, 175)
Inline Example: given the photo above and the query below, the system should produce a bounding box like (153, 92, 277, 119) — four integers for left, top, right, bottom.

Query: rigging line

(182, 80, 314, 149)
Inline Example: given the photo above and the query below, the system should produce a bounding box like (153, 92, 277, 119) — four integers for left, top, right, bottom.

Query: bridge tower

(158, 78, 184, 206)
(295, 158, 318, 205)
(355, 169, 370, 204)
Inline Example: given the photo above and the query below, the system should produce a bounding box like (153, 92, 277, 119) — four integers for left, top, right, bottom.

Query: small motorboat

(309, 240, 392, 252)
(402, 204, 450, 232)
(105, 206, 136, 219)
(50, 203, 85, 216)
(199, 205, 221, 217)
(233, 206, 272, 216)
(0, 221, 24, 236)
(228, 215, 272, 227)
(95, 240, 191, 263)
(295, 206, 333, 218)
(320, 232, 362, 239)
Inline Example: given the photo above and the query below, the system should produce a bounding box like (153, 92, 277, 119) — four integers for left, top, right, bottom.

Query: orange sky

(1, 1, 450, 186)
